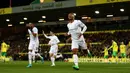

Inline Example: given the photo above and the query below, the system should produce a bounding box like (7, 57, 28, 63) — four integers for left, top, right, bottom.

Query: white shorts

(35, 42, 39, 52)
(28, 42, 39, 52)
(28, 42, 36, 50)
(36, 42, 39, 48)
(49, 45, 58, 56)
(71, 40, 87, 50)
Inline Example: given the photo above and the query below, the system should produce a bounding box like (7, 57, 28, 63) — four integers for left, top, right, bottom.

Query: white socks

(87, 49, 90, 53)
(51, 56, 55, 65)
(28, 51, 32, 65)
(73, 54, 78, 66)
(32, 51, 36, 62)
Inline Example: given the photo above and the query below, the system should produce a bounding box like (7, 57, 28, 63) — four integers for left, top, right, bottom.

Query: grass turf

(0, 61, 130, 73)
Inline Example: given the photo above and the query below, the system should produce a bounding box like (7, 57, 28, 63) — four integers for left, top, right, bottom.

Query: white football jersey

(67, 20, 87, 41)
(44, 34, 60, 45)
(28, 27, 39, 43)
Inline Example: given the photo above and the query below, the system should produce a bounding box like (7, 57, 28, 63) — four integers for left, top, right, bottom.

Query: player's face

(68, 13, 74, 20)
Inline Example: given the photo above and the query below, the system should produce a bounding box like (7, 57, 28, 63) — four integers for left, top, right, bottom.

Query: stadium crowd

(1, 29, 130, 60)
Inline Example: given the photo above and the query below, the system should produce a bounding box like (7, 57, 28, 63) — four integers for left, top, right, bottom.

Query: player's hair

(69, 12, 75, 18)
(50, 31, 55, 34)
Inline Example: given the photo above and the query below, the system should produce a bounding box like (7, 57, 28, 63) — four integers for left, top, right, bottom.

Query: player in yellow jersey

(0, 41, 10, 61)
(108, 40, 118, 62)
(102, 46, 109, 62)
(120, 42, 126, 62)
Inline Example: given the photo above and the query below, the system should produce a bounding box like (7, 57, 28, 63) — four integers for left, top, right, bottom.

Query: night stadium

(0, 0, 130, 73)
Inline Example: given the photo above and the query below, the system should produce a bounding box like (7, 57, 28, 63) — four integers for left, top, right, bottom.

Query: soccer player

(43, 31, 60, 66)
(0, 40, 10, 61)
(102, 45, 109, 62)
(108, 40, 118, 63)
(26, 23, 43, 68)
(66, 13, 87, 70)
(120, 42, 126, 62)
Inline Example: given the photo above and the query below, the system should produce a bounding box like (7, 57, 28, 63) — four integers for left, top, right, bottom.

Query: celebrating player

(43, 31, 60, 66)
(108, 40, 118, 63)
(66, 13, 88, 70)
(120, 42, 126, 62)
(26, 23, 43, 68)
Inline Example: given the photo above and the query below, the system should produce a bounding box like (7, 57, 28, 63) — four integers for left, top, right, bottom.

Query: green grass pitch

(0, 61, 130, 73)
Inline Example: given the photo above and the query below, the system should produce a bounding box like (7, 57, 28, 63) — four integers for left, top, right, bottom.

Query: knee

(28, 51, 32, 55)
(72, 49, 78, 54)
(32, 52, 35, 56)
(50, 53, 54, 57)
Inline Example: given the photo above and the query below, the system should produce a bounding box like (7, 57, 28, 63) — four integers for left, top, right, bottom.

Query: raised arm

(43, 31, 50, 39)
(108, 45, 113, 50)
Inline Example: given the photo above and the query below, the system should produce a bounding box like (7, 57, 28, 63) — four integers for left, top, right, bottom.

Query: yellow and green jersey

(109, 41, 118, 52)
(120, 44, 126, 53)
(1, 42, 9, 52)
(104, 47, 108, 56)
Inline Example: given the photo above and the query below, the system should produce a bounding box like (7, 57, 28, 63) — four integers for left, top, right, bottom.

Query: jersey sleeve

(78, 20, 87, 34)
(108, 44, 113, 50)
(28, 29, 32, 34)
(43, 34, 51, 39)
(48, 36, 60, 45)
(56, 36, 60, 44)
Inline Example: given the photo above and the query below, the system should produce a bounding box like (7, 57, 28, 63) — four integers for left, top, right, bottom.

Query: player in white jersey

(43, 31, 60, 66)
(26, 23, 43, 68)
(66, 13, 89, 70)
